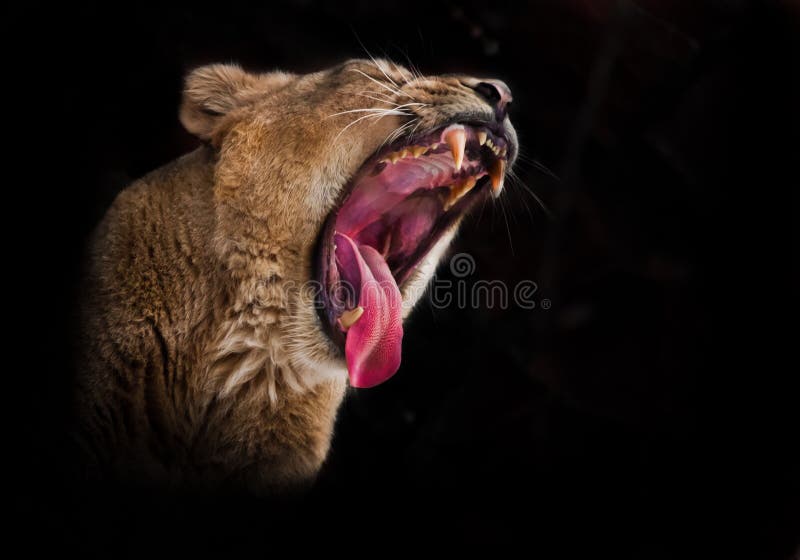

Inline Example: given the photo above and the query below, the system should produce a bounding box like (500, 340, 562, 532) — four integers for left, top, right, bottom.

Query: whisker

(388, 43, 426, 83)
(388, 121, 415, 143)
(382, 119, 417, 147)
(334, 111, 405, 141)
(502, 185, 521, 227)
(405, 56, 425, 83)
(407, 118, 424, 139)
(496, 192, 515, 255)
(327, 107, 410, 119)
(351, 69, 413, 100)
(360, 97, 428, 116)
(507, 168, 553, 218)
(355, 92, 400, 105)
(475, 188, 490, 227)
(353, 33, 402, 89)
(505, 174, 535, 223)
(391, 60, 415, 84)
(359, 89, 397, 102)
(387, 102, 428, 110)
(371, 59, 400, 89)
(329, 102, 425, 124)
(514, 150, 560, 181)
(530, 160, 560, 182)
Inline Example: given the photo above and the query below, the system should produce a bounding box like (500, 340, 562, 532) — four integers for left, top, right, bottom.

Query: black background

(10, 1, 798, 557)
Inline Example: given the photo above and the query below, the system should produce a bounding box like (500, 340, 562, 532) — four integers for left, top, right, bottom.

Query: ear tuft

(179, 64, 255, 140)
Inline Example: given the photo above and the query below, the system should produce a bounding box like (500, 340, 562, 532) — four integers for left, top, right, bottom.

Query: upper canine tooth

(338, 306, 364, 330)
(411, 145, 427, 158)
(489, 159, 506, 197)
(477, 131, 488, 146)
(444, 126, 466, 171)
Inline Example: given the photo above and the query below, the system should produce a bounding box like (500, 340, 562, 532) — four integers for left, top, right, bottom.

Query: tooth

(381, 231, 392, 256)
(477, 131, 487, 146)
(338, 306, 364, 330)
(486, 138, 494, 149)
(456, 176, 477, 195)
(443, 185, 456, 211)
(389, 152, 401, 164)
(411, 145, 427, 158)
(489, 159, 506, 197)
(431, 143, 440, 150)
(458, 176, 477, 196)
(444, 176, 477, 210)
(444, 127, 466, 171)
(500, 146, 507, 157)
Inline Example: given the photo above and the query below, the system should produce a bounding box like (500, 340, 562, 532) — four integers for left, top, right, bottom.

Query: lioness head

(180, 59, 517, 390)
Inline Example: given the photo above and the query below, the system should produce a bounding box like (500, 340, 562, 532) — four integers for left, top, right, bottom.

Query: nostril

(474, 81, 503, 106)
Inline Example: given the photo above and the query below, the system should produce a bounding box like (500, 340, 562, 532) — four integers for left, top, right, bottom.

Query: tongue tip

(347, 358, 402, 388)
(348, 375, 383, 389)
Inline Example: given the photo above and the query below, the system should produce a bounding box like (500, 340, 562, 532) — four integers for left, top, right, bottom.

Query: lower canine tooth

(477, 131, 487, 145)
(338, 306, 364, 330)
(489, 159, 506, 197)
(444, 176, 477, 210)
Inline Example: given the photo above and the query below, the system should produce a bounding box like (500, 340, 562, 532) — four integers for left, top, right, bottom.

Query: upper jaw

(377, 122, 513, 200)
(351, 117, 516, 211)
(381, 116, 517, 171)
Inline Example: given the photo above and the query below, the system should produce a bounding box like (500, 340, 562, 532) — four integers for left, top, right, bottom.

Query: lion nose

(469, 79, 513, 120)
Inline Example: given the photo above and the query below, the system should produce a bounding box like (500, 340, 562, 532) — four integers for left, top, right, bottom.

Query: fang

(444, 126, 466, 171)
(338, 306, 365, 330)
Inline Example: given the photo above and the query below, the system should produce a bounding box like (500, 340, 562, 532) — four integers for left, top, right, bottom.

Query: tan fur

(76, 59, 516, 493)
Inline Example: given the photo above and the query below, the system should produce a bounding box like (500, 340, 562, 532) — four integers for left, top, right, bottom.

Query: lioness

(77, 59, 516, 493)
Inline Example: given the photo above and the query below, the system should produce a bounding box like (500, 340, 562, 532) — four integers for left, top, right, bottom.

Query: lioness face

(182, 59, 517, 388)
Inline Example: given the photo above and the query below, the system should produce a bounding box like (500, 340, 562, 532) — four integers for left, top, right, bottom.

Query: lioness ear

(179, 64, 259, 140)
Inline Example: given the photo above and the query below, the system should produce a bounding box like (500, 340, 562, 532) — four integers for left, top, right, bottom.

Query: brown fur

(76, 59, 516, 493)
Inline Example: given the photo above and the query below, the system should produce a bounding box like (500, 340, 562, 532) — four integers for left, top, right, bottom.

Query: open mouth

(316, 122, 512, 388)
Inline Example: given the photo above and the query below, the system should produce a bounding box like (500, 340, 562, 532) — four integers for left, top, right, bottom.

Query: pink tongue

(334, 232, 403, 388)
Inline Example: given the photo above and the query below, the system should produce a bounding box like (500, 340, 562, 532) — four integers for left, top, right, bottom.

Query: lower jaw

(314, 177, 487, 361)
